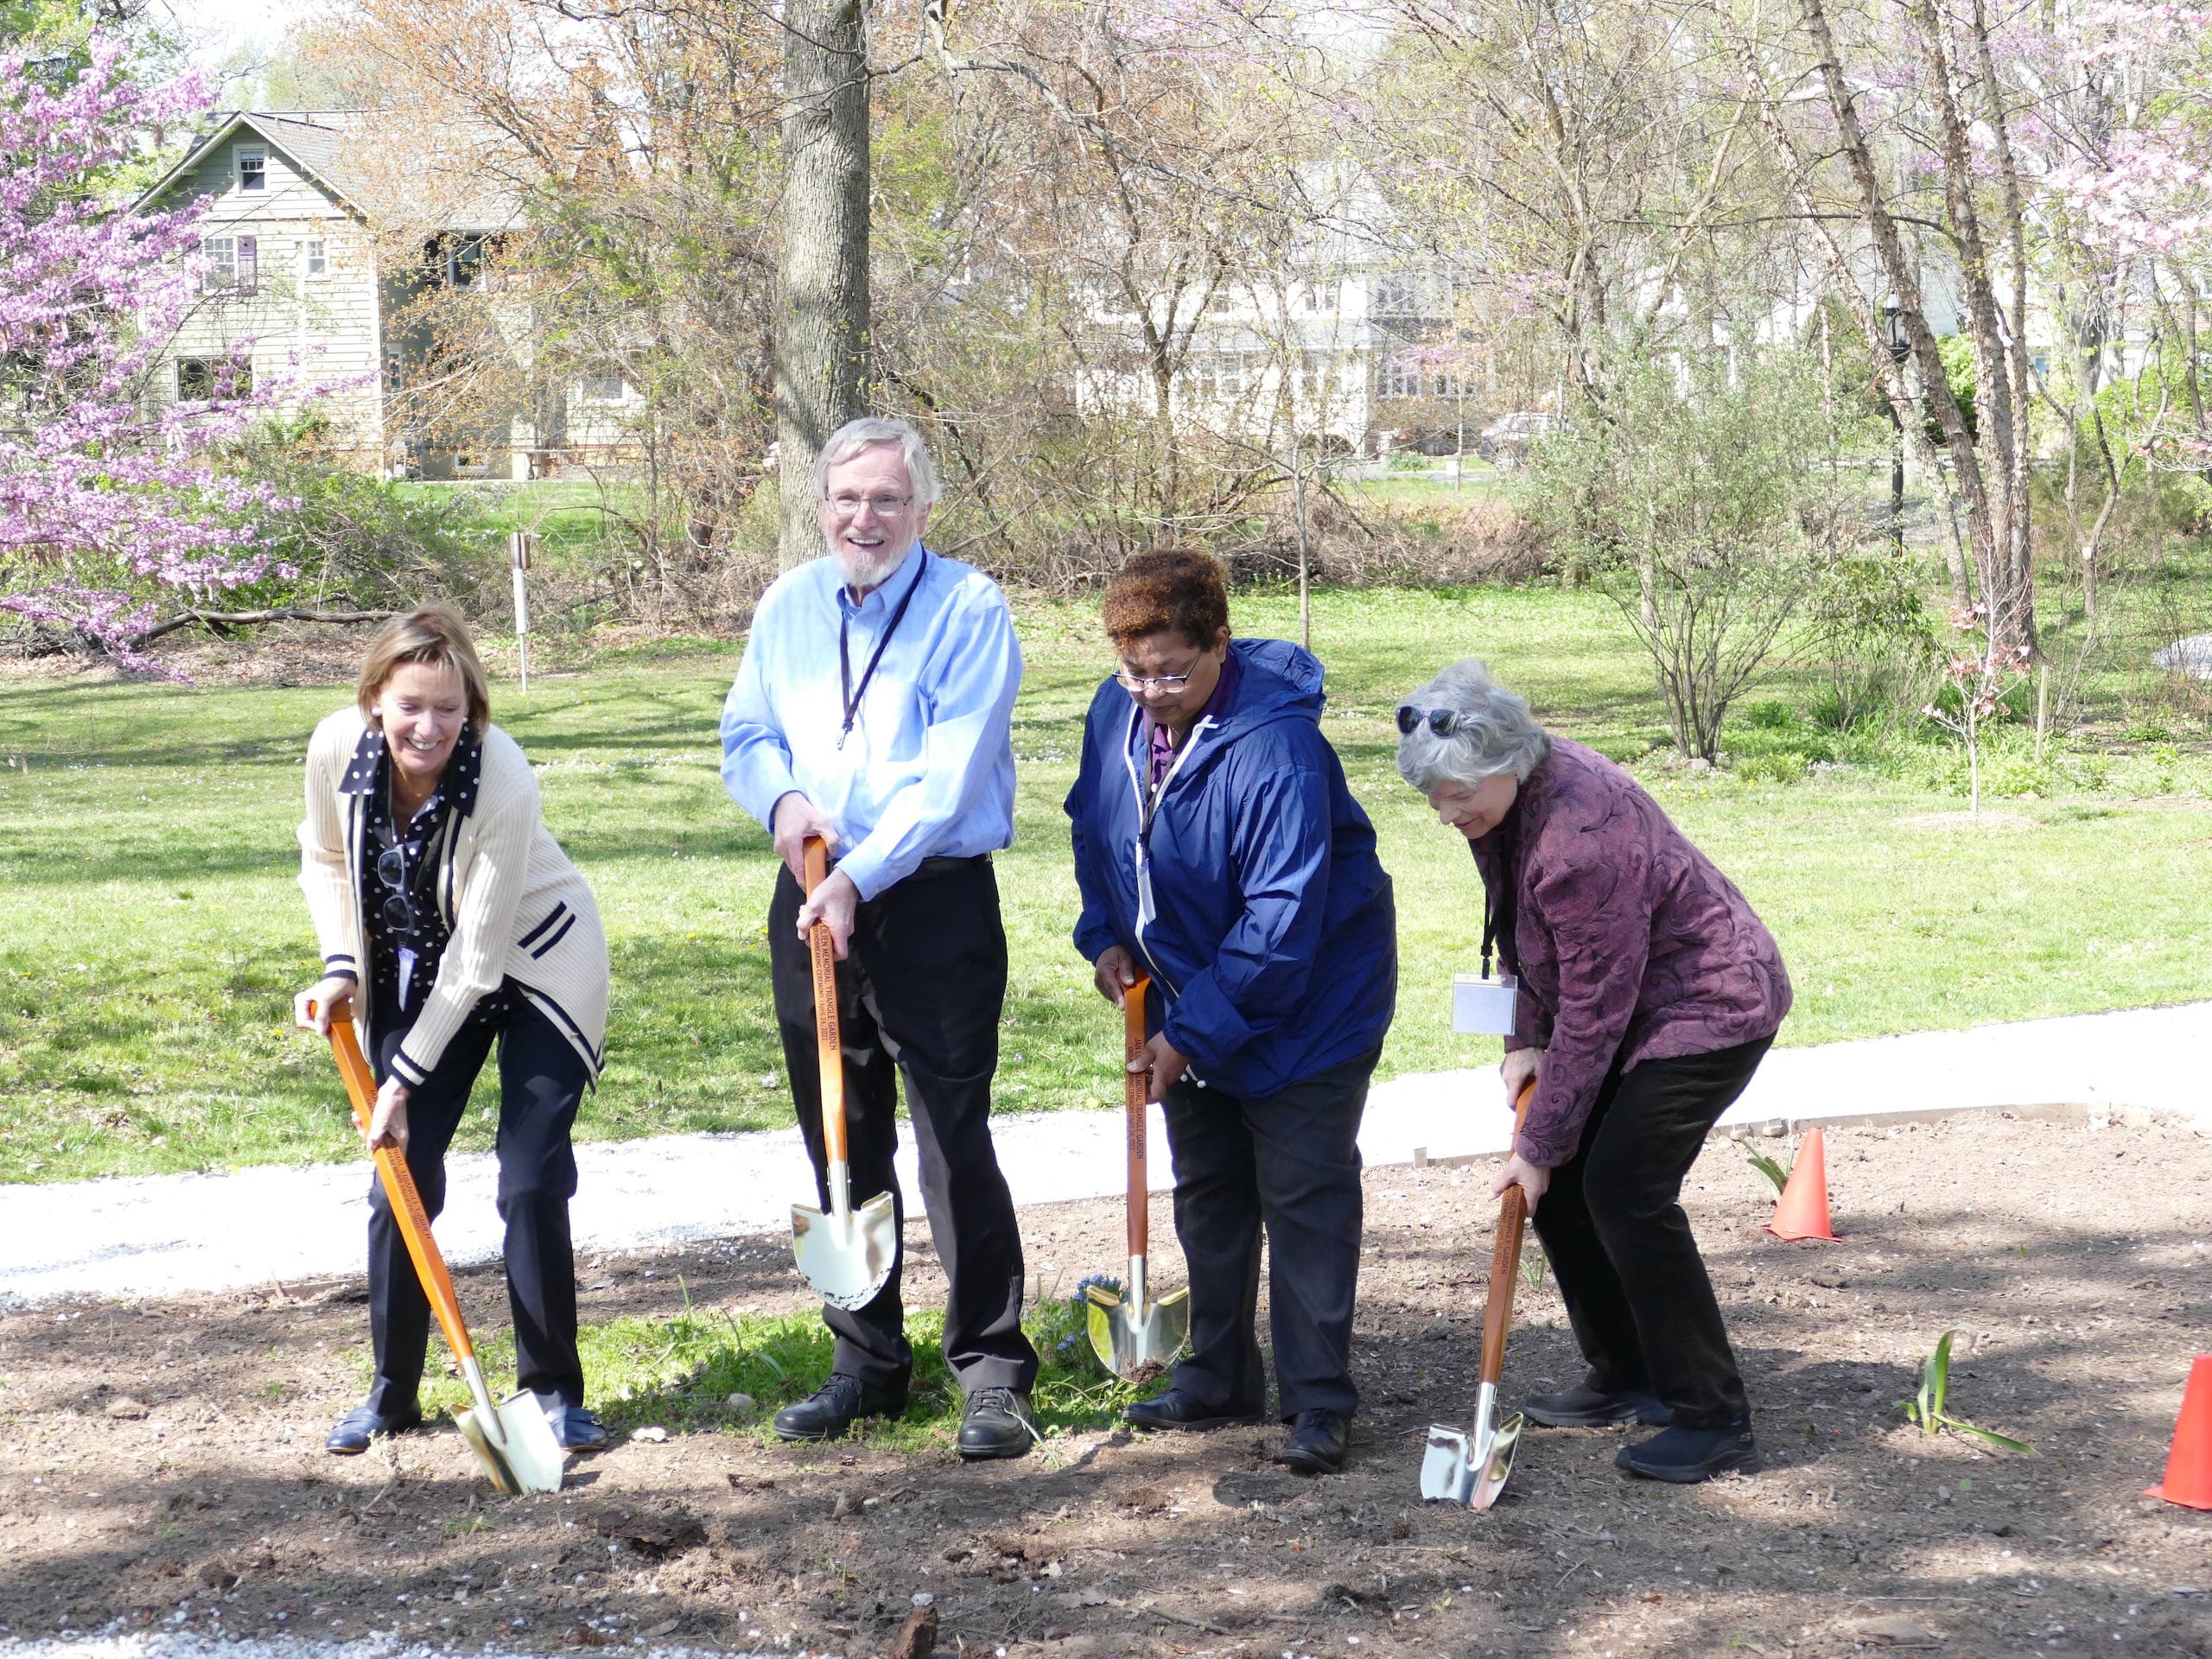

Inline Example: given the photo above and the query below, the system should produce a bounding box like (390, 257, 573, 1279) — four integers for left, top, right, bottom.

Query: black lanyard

(1476, 809, 1521, 979)
(837, 550, 929, 750)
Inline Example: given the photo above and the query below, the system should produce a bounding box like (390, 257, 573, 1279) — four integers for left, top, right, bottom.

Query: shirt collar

(338, 721, 485, 820)
(835, 543, 925, 618)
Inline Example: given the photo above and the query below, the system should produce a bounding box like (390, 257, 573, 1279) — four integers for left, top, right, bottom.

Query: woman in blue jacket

(1065, 550, 1396, 1475)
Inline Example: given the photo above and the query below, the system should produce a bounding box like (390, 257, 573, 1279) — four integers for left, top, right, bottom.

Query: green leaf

(1944, 1417, 2036, 1456)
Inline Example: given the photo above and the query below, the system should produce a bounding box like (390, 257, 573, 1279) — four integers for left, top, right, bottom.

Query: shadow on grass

(413, 1292, 1144, 1449)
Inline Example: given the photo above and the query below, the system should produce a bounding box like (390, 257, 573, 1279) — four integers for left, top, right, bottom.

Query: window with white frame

(1297, 351, 1337, 401)
(1370, 275, 1420, 317)
(303, 238, 327, 278)
(1186, 352, 1248, 400)
(199, 234, 259, 295)
(237, 148, 266, 193)
(1375, 353, 1423, 399)
(578, 370, 626, 401)
(176, 355, 252, 400)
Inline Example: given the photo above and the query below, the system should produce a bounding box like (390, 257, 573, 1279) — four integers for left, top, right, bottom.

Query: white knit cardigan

(299, 708, 609, 1084)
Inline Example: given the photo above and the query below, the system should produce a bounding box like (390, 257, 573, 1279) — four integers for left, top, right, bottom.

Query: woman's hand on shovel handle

(1500, 1046, 1544, 1110)
(295, 977, 356, 1036)
(1490, 1153, 1549, 1213)
(1128, 1031, 1189, 1103)
(366, 1077, 411, 1151)
(1093, 945, 1139, 1006)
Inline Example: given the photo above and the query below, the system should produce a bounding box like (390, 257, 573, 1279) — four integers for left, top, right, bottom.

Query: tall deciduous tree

(775, 0, 871, 567)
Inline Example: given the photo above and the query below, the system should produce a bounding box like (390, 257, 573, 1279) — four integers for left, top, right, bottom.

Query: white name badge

(1134, 840, 1158, 931)
(1452, 972, 1519, 1036)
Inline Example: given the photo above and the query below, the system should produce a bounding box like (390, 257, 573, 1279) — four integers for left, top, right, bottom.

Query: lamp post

(1881, 300, 1910, 553)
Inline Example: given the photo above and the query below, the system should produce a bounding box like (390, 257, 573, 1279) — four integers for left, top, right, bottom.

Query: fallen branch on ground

(129, 607, 402, 647)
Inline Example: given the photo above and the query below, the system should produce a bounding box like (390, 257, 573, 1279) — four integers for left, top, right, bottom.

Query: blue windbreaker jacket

(1065, 638, 1397, 1099)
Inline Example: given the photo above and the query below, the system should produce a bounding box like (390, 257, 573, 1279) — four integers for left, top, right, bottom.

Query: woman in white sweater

(295, 605, 611, 1456)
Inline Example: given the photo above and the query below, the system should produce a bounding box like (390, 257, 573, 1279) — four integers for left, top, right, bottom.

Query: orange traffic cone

(2145, 1354, 2212, 1510)
(1764, 1126, 1835, 1242)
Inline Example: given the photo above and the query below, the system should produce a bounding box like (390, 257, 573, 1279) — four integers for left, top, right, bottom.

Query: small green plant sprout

(1897, 1329, 2035, 1454)
(1737, 1136, 1790, 1195)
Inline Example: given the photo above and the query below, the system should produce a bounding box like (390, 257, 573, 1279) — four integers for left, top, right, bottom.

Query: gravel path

(3, 1001, 2208, 1308)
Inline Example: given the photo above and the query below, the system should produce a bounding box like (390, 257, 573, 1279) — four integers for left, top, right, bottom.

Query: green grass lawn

(3, 582, 2207, 1185)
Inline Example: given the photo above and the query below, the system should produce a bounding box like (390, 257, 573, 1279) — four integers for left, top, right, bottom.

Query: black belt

(822, 851, 989, 884)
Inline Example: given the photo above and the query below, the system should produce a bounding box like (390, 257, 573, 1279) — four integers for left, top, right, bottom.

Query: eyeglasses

(825, 493, 913, 518)
(1116, 662, 1205, 693)
(1397, 705, 1465, 736)
(375, 844, 420, 931)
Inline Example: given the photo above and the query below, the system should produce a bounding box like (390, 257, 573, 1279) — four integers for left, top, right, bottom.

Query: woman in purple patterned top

(1395, 658, 1791, 1484)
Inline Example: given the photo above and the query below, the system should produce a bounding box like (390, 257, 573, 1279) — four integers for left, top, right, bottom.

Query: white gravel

(3, 1001, 2207, 1310)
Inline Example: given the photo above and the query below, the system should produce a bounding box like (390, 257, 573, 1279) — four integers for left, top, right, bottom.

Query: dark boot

(1273, 1408, 1348, 1476)
(773, 1374, 906, 1444)
(1524, 1383, 1669, 1428)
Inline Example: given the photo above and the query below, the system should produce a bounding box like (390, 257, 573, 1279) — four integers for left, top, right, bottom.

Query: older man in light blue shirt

(720, 416, 1039, 1460)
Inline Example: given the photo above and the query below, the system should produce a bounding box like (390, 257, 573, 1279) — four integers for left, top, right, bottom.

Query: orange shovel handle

(1477, 1081, 1539, 1388)
(1123, 976, 1151, 1258)
(803, 837, 848, 1167)
(315, 1004, 476, 1364)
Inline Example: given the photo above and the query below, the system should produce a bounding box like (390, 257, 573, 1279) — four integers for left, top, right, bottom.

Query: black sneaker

(772, 1375, 906, 1443)
(1616, 1421, 1760, 1483)
(1523, 1384, 1670, 1428)
(1272, 1408, 1348, 1476)
(325, 1403, 423, 1455)
(1124, 1387, 1266, 1432)
(957, 1387, 1037, 1461)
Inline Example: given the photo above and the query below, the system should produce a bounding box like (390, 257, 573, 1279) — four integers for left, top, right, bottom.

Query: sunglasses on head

(1396, 705, 1465, 737)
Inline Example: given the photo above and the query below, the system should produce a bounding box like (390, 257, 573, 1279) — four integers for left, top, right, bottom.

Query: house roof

(137, 110, 529, 236)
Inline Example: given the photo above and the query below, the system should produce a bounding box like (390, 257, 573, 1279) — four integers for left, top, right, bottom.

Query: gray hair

(1394, 658, 1552, 792)
(811, 416, 943, 506)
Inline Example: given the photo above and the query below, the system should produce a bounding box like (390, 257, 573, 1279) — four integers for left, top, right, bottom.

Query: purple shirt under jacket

(1470, 736, 1792, 1168)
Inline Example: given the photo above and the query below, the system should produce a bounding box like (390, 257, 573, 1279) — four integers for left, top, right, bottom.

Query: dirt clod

(194, 1560, 237, 1591)
(887, 1602, 938, 1659)
(102, 1395, 148, 1419)
(583, 1505, 705, 1559)
(1116, 1484, 1171, 1512)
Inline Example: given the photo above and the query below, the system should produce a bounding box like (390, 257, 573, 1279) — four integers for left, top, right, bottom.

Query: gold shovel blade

(1469, 1409, 1524, 1510)
(791, 1190, 899, 1312)
(1084, 1284, 1190, 1378)
(457, 1390, 566, 1495)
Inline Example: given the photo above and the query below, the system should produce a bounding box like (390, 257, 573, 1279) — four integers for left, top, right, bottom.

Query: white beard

(830, 535, 910, 592)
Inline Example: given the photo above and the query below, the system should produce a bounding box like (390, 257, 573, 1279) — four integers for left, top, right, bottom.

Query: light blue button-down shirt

(720, 546, 1022, 900)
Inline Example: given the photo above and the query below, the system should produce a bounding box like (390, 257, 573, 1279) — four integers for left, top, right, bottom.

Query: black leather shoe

(1273, 1408, 1348, 1476)
(1616, 1421, 1760, 1483)
(1124, 1388, 1266, 1432)
(532, 1393, 608, 1452)
(773, 1375, 906, 1443)
(1524, 1383, 1670, 1428)
(325, 1404, 423, 1455)
(957, 1387, 1037, 1461)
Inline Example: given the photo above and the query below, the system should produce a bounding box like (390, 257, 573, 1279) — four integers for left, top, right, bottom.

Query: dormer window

(237, 148, 266, 192)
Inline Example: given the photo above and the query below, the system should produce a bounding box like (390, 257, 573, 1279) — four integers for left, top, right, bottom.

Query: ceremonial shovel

(308, 1003, 565, 1495)
(789, 836, 898, 1311)
(1421, 1080, 1539, 1510)
(1084, 975, 1191, 1376)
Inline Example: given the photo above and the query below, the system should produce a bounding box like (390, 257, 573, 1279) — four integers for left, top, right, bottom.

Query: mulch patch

(3, 1111, 2209, 1658)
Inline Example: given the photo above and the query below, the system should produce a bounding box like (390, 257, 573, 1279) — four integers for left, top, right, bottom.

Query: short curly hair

(1101, 549, 1230, 649)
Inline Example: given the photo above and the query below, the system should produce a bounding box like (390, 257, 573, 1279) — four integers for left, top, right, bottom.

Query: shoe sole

(1272, 1449, 1344, 1477)
(1125, 1411, 1265, 1433)
(1618, 1448, 1761, 1483)
(1525, 1402, 1670, 1429)
(957, 1438, 1036, 1462)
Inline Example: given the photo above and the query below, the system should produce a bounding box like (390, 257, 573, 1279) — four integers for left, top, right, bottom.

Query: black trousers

(1530, 1035, 1773, 1431)
(365, 985, 591, 1418)
(769, 857, 1039, 1396)
(1159, 1047, 1377, 1421)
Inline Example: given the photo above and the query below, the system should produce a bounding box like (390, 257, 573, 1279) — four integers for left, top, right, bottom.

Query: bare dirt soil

(3, 1111, 2209, 1659)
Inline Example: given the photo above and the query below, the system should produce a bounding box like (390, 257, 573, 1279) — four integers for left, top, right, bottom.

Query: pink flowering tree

(0, 40, 287, 671)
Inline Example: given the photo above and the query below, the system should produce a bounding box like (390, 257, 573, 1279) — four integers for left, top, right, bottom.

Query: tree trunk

(775, 0, 870, 570)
